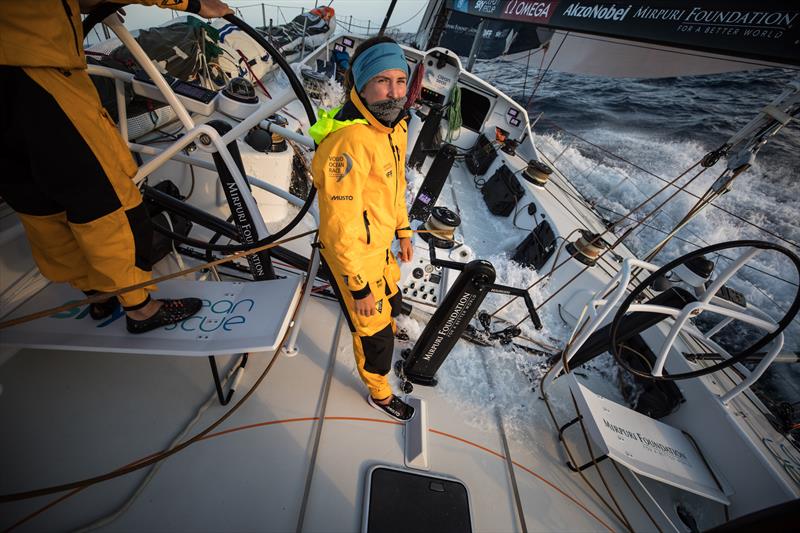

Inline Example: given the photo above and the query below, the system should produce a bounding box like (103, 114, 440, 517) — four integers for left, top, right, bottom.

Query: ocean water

(468, 62, 800, 417)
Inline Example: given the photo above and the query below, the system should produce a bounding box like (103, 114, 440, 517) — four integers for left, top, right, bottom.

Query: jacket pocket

(362, 210, 371, 244)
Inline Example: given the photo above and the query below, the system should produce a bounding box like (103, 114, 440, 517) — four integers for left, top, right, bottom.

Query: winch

(419, 206, 461, 249)
(521, 159, 554, 188)
(566, 230, 608, 266)
(267, 114, 289, 152)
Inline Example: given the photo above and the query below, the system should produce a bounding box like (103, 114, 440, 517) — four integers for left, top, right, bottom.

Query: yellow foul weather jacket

(0, 1, 194, 69)
(311, 88, 413, 304)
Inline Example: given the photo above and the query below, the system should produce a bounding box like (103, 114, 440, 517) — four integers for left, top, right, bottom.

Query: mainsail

(418, 1, 799, 76)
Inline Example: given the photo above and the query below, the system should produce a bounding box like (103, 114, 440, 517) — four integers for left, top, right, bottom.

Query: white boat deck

(1, 26, 798, 533)
(0, 291, 630, 532)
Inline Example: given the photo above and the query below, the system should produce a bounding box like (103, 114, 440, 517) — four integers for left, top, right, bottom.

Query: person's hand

(79, 1, 125, 19)
(199, 0, 234, 18)
(354, 292, 376, 317)
(398, 237, 413, 263)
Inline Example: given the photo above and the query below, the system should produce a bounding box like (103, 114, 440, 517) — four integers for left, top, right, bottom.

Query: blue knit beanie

(351, 42, 409, 92)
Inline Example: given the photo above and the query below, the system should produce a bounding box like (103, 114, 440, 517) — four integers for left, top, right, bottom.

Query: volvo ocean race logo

(327, 152, 353, 182)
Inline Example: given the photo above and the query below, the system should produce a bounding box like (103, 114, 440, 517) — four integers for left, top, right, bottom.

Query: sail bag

(481, 164, 524, 216)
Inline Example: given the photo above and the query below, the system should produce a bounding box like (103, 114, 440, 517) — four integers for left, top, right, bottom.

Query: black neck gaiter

(366, 96, 408, 127)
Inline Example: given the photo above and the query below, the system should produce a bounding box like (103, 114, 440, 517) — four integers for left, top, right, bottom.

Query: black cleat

(126, 298, 202, 334)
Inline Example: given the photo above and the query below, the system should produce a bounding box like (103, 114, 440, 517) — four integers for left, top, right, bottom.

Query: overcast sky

(99, 0, 430, 41)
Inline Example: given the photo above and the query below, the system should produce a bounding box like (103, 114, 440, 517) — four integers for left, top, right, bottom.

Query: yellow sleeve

(313, 130, 371, 297)
(394, 127, 412, 239)
(114, 1, 192, 12)
(395, 173, 412, 239)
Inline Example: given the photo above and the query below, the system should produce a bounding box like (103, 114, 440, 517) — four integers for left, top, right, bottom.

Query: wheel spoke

(652, 303, 700, 376)
(699, 247, 760, 303)
(702, 302, 778, 333)
(609, 240, 799, 382)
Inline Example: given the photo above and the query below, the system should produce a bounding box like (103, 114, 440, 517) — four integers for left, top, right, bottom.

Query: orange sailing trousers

(0, 66, 153, 308)
(324, 251, 403, 400)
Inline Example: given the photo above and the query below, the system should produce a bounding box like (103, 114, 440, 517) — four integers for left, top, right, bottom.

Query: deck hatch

(363, 466, 472, 532)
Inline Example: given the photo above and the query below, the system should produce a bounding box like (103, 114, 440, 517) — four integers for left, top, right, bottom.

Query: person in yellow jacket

(0, 0, 230, 333)
(310, 37, 415, 421)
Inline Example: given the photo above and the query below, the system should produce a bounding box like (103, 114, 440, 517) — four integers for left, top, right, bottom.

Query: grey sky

(98, 0, 429, 41)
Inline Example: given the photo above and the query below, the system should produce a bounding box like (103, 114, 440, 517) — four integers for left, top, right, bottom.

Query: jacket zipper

(61, 0, 81, 56)
(363, 210, 371, 244)
(387, 134, 399, 205)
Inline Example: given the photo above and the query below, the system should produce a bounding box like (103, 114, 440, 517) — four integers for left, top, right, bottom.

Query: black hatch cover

(366, 467, 471, 533)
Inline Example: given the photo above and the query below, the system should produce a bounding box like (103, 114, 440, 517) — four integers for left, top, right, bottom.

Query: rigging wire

(538, 133, 722, 260)
(537, 146, 800, 292)
(547, 156, 800, 336)
(515, 162, 710, 327)
(595, 204, 798, 288)
(487, 154, 707, 322)
(539, 185, 620, 282)
(520, 45, 548, 103)
(525, 31, 569, 110)
(538, 119, 800, 251)
(538, 144, 800, 335)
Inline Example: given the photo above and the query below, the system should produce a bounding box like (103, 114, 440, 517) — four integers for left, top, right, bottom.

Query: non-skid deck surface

(0, 296, 340, 532)
(1, 295, 621, 532)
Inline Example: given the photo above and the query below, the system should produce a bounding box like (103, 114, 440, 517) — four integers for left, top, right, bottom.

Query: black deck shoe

(367, 394, 415, 422)
(126, 298, 202, 334)
(89, 296, 119, 320)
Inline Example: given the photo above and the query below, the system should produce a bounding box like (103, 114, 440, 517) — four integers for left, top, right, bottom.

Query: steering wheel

(83, 5, 319, 250)
(84, 6, 315, 123)
(610, 240, 800, 381)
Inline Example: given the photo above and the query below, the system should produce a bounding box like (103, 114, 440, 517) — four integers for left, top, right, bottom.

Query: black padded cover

(511, 220, 557, 270)
(481, 164, 524, 217)
(366, 467, 471, 533)
(465, 134, 497, 176)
